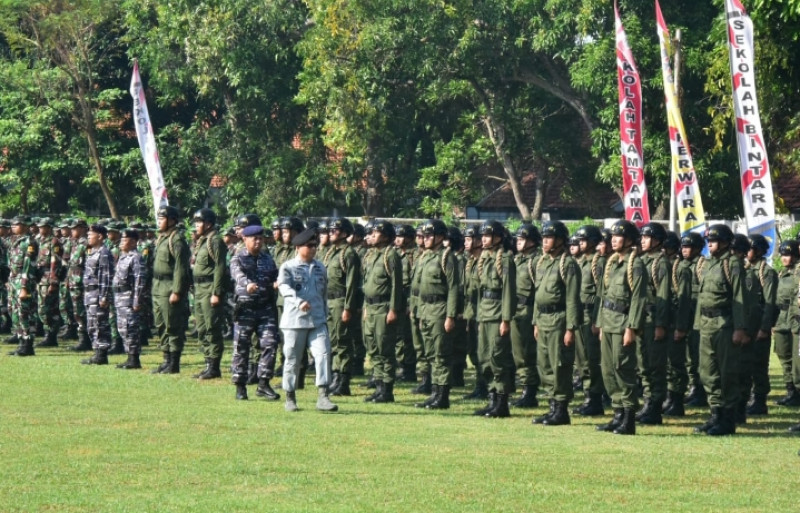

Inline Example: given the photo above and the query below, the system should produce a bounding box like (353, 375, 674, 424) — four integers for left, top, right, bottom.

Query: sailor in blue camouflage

(82, 225, 114, 362)
(113, 230, 146, 368)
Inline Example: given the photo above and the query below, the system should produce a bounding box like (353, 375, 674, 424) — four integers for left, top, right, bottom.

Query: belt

(420, 294, 447, 304)
(537, 303, 566, 314)
(153, 272, 172, 281)
(700, 306, 731, 318)
(113, 285, 131, 293)
(779, 303, 791, 311)
(194, 275, 213, 284)
(602, 298, 629, 314)
(328, 290, 346, 300)
(85, 285, 99, 292)
(365, 294, 390, 305)
(482, 290, 502, 301)
(517, 294, 535, 306)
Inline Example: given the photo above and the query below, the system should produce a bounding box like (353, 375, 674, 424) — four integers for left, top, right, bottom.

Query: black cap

(120, 229, 139, 240)
(292, 228, 319, 246)
(241, 225, 264, 237)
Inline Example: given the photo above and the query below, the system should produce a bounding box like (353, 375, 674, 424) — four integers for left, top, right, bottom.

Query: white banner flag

(130, 60, 168, 220)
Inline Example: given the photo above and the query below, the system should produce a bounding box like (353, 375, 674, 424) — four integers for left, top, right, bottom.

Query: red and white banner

(130, 60, 169, 220)
(615, 2, 650, 227)
(725, 0, 776, 255)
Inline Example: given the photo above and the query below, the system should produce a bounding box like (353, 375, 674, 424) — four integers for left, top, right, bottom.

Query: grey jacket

(278, 256, 328, 329)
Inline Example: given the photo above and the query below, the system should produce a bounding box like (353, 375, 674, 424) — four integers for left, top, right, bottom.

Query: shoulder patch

(27, 246, 35, 255)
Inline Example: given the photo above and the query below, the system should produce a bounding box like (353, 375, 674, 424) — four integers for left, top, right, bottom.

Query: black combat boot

(247, 363, 259, 385)
(329, 372, 341, 393)
(734, 399, 747, 425)
(9, 336, 35, 356)
(663, 391, 685, 417)
(81, 348, 108, 365)
(108, 337, 125, 355)
(236, 383, 248, 400)
(746, 394, 768, 415)
(332, 373, 352, 396)
(635, 398, 651, 422)
(165, 352, 181, 374)
(0, 313, 11, 334)
(597, 408, 625, 432)
(199, 358, 221, 380)
(485, 393, 510, 418)
(398, 364, 417, 383)
(450, 364, 465, 387)
(543, 401, 571, 426)
(707, 407, 736, 436)
(533, 399, 556, 424)
(511, 386, 539, 408)
(373, 382, 395, 403)
(474, 391, 497, 416)
(69, 331, 92, 352)
(685, 384, 708, 407)
(694, 407, 721, 434)
(782, 384, 800, 406)
(364, 373, 377, 389)
(638, 399, 663, 425)
(365, 381, 383, 402)
(416, 385, 440, 408)
(151, 351, 171, 374)
(463, 380, 489, 400)
(4, 334, 19, 345)
(116, 353, 141, 369)
(193, 358, 211, 378)
(575, 393, 605, 416)
(412, 372, 432, 395)
(427, 386, 451, 410)
(256, 378, 281, 401)
(36, 331, 58, 348)
(613, 408, 636, 435)
(62, 324, 78, 341)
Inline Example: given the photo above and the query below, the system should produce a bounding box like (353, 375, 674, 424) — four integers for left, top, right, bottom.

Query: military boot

(663, 391, 685, 417)
(116, 353, 141, 369)
(415, 385, 440, 408)
(0, 313, 11, 334)
(638, 400, 663, 425)
(450, 364, 465, 387)
(199, 358, 221, 380)
(685, 384, 708, 407)
(485, 393, 510, 418)
(511, 386, 539, 408)
(193, 358, 211, 378)
(62, 324, 79, 341)
(734, 399, 748, 425)
(575, 392, 605, 416)
(473, 391, 497, 416)
(236, 383, 248, 400)
(247, 363, 259, 385)
(613, 408, 636, 435)
(316, 386, 339, 412)
(36, 331, 58, 348)
(635, 398, 652, 422)
(596, 408, 625, 432)
(707, 407, 736, 436)
(463, 380, 489, 400)
(533, 399, 556, 424)
(694, 407, 721, 434)
(256, 378, 281, 401)
(746, 393, 768, 415)
(398, 364, 418, 383)
(412, 372, 432, 395)
(285, 390, 299, 412)
(542, 401, 571, 426)
(4, 334, 19, 345)
(372, 382, 395, 403)
(81, 348, 108, 365)
(332, 373, 351, 396)
(151, 352, 171, 374)
(781, 384, 800, 406)
(164, 352, 181, 374)
(9, 336, 35, 356)
(661, 392, 674, 413)
(329, 371, 342, 393)
(69, 331, 92, 352)
(427, 386, 451, 410)
(364, 373, 377, 389)
(108, 337, 125, 355)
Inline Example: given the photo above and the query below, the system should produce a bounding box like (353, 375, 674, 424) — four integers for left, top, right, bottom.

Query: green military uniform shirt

(597, 251, 646, 333)
(152, 227, 191, 297)
(362, 245, 405, 314)
(192, 230, 228, 297)
(693, 250, 746, 332)
(416, 246, 459, 319)
(639, 251, 671, 328)
(532, 251, 581, 330)
(773, 263, 800, 333)
(476, 248, 516, 323)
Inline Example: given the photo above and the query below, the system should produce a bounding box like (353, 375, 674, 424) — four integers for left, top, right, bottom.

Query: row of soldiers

(4, 210, 800, 437)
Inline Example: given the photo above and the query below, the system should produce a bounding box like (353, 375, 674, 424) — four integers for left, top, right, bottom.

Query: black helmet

(352, 223, 366, 239)
(568, 236, 580, 246)
(574, 225, 602, 245)
(317, 218, 330, 233)
(541, 221, 569, 241)
(421, 219, 448, 237)
(280, 216, 304, 233)
(640, 222, 667, 243)
(396, 224, 416, 238)
(600, 228, 612, 245)
(479, 220, 505, 237)
(329, 217, 354, 236)
(447, 226, 464, 250)
(236, 213, 261, 228)
(371, 219, 395, 239)
(609, 220, 639, 242)
(731, 233, 750, 254)
(305, 220, 320, 233)
(515, 223, 542, 244)
(779, 240, 800, 259)
(749, 234, 770, 254)
(463, 224, 479, 238)
(271, 219, 281, 231)
(705, 224, 734, 244)
(663, 231, 680, 252)
(192, 208, 217, 225)
(680, 232, 705, 250)
(157, 206, 180, 220)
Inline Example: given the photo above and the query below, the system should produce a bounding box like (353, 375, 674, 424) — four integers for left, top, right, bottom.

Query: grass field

(1, 340, 798, 513)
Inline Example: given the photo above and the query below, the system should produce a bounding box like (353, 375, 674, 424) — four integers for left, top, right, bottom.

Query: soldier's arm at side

(211, 237, 228, 298)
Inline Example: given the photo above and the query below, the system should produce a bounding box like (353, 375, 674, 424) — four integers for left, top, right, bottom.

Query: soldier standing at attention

(693, 224, 748, 436)
(80, 225, 114, 365)
(461, 225, 488, 400)
(444, 227, 468, 387)
(324, 217, 362, 397)
(191, 208, 228, 380)
(596, 220, 646, 435)
(394, 224, 417, 384)
(362, 220, 405, 404)
(7, 215, 39, 357)
(0, 219, 12, 336)
(151, 206, 191, 375)
(473, 221, 516, 418)
(114, 229, 146, 369)
(33, 218, 64, 348)
(772, 240, 800, 407)
(66, 219, 92, 352)
(510, 224, 541, 409)
(57, 218, 77, 341)
(413, 220, 459, 410)
(531, 221, 581, 426)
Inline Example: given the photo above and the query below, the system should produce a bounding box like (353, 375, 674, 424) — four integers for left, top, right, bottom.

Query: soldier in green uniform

(135, 222, 156, 346)
(0, 220, 10, 336)
(56, 218, 77, 340)
(7, 215, 39, 356)
(634, 222, 672, 426)
(693, 224, 748, 436)
(461, 225, 488, 400)
(348, 223, 368, 376)
(394, 224, 417, 383)
(362, 220, 405, 403)
(771, 240, 800, 406)
(413, 220, 459, 409)
(531, 221, 581, 426)
(572, 224, 606, 416)
(191, 208, 228, 380)
(324, 217, 362, 396)
(409, 224, 430, 392)
(151, 206, 191, 374)
(510, 224, 541, 408)
(473, 221, 516, 418)
(444, 226, 468, 387)
(33, 218, 65, 348)
(596, 220, 646, 435)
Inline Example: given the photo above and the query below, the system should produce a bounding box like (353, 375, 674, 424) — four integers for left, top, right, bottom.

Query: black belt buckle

(538, 303, 565, 314)
(194, 275, 213, 284)
(603, 298, 629, 314)
(482, 290, 501, 301)
(421, 294, 446, 304)
(366, 295, 389, 305)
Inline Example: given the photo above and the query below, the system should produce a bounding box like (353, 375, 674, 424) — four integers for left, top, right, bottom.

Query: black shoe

(62, 325, 79, 341)
(372, 382, 395, 403)
(365, 381, 383, 403)
(69, 332, 92, 352)
(364, 374, 377, 389)
(331, 374, 352, 396)
(576, 393, 605, 416)
(412, 372, 432, 395)
(511, 386, 539, 408)
(35, 332, 58, 348)
(485, 393, 510, 418)
(613, 407, 636, 435)
(81, 349, 108, 365)
(635, 399, 651, 422)
(398, 364, 418, 383)
(416, 385, 440, 408)
(329, 372, 342, 393)
(694, 407, 722, 434)
(663, 392, 685, 417)
(4, 334, 19, 345)
(427, 385, 451, 410)
(573, 374, 584, 392)
(199, 358, 221, 380)
(116, 354, 142, 369)
(638, 400, 663, 425)
(463, 381, 489, 400)
(597, 408, 624, 432)
(783, 389, 800, 407)
(108, 337, 125, 355)
(533, 400, 556, 424)
(164, 352, 181, 374)
(193, 358, 211, 378)
(474, 392, 497, 416)
(8, 337, 35, 357)
(686, 385, 709, 407)
(746, 394, 768, 415)
(542, 401, 571, 426)
(151, 352, 171, 374)
(256, 379, 281, 401)
(707, 407, 736, 436)
(236, 383, 248, 400)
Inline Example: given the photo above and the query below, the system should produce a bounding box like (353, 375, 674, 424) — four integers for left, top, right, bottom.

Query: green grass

(1, 340, 799, 513)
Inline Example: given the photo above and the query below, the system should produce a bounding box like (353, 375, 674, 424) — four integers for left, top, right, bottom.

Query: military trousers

(740, 335, 771, 398)
(411, 311, 431, 374)
(115, 303, 141, 355)
(67, 284, 87, 335)
(576, 321, 604, 395)
(478, 320, 514, 394)
(773, 330, 799, 388)
(328, 301, 358, 375)
(9, 281, 35, 338)
(699, 325, 741, 409)
(153, 294, 187, 354)
(600, 330, 639, 410)
(59, 281, 74, 328)
(451, 318, 469, 371)
(231, 304, 278, 384)
(37, 284, 61, 335)
(637, 324, 669, 404)
(685, 330, 701, 387)
(537, 325, 575, 403)
(418, 310, 453, 386)
(363, 303, 398, 383)
(85, 303, 111, 351)
(395, 312, 416, 371)
(667, 331, 689, 395)
(194, 286, 225, 360)
(511, 312, 539, 388)
(282, 324, 331, 392)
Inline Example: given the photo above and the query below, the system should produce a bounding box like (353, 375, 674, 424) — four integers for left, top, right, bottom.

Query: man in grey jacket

(278, 228, 338, 412)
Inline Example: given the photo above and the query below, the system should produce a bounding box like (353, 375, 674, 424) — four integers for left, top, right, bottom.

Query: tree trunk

(531, 172, 546, 221)
(79, 98, 118, 218)
(478, 107, 530, 219)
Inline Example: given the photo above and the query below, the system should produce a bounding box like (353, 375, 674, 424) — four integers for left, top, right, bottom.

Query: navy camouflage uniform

(113, 247, 146, 356)
(84, 243, 114, 351)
